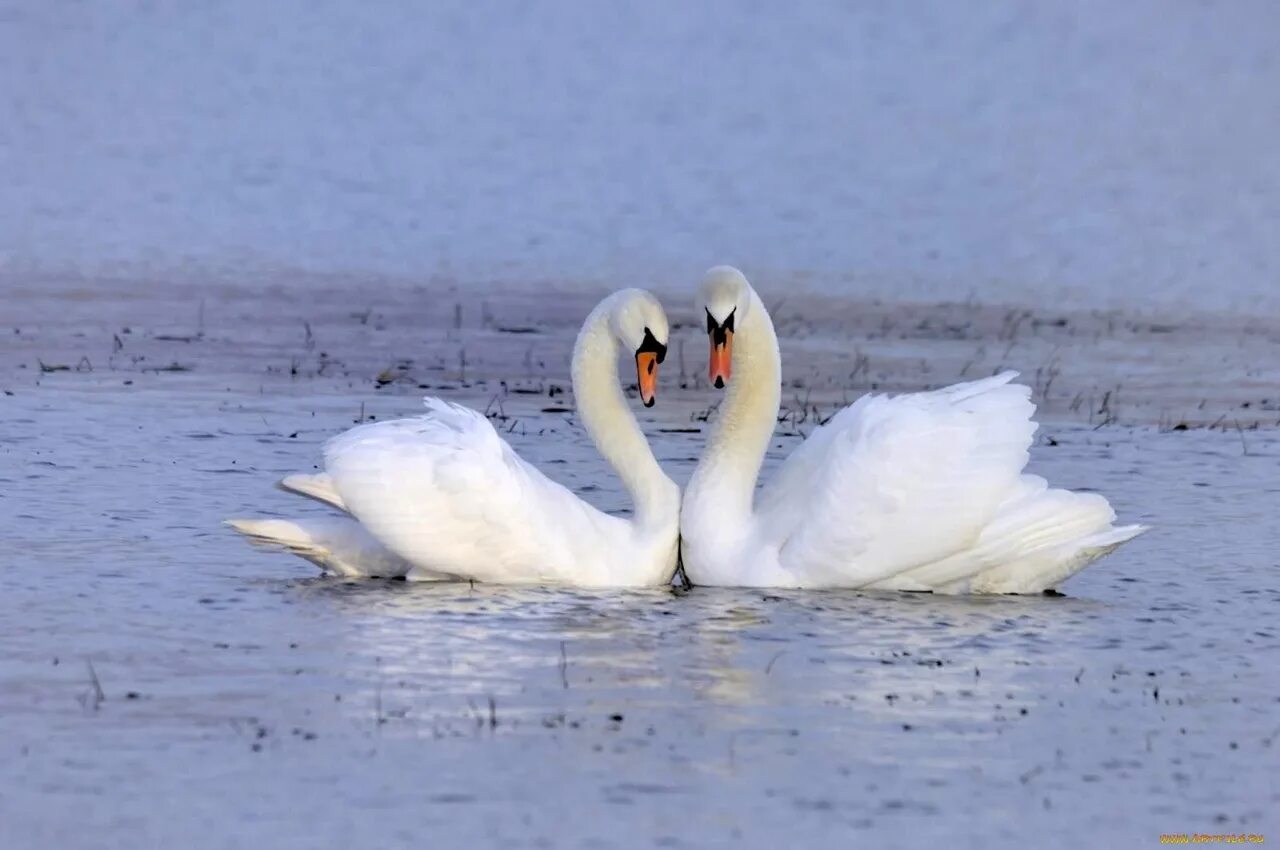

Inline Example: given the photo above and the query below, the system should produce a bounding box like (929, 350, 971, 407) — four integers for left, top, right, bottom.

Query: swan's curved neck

(571, 299, 676, 529)
(687, 287, 781, 524)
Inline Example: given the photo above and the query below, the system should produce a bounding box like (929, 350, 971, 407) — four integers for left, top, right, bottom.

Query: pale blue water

(2, 0, 1279, 309)
(1, 374, 1277, 849)
(2, 3, 1278, 847)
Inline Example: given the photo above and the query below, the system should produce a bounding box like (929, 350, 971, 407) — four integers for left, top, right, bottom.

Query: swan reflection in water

(283, 575, 1108, 764)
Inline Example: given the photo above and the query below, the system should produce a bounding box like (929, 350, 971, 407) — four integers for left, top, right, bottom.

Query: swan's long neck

(686, 288, 781, 526)
(571, 299, 676, 530)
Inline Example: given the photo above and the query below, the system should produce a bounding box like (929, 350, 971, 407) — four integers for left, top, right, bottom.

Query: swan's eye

(637, 327, 667, 363)
(705, 307, 735, 336)
(707, 308, 735, 347)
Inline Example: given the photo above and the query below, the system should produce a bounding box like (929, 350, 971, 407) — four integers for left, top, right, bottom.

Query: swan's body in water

(229, 289, 680, 587)
(681, 266, 1145, 592)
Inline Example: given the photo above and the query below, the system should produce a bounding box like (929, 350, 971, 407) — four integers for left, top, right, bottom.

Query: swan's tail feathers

(277, 473, 348, 512)
(967, 521, 1147, 594)
(225, 517, 412, 578)
(898, 482, 1146, 594)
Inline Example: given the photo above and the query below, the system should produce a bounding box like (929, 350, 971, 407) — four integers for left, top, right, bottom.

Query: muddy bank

(4, 275, 1277, 433)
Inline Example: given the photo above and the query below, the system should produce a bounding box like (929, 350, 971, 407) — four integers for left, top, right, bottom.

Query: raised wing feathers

(766, 373, 1037, 586)
(323, 398, 622, 584)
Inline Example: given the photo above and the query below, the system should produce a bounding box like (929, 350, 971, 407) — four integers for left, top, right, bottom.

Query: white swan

(229, 289, 681, 587)
(680, 267, 1146, 592)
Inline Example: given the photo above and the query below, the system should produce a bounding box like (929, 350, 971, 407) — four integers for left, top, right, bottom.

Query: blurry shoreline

(4, 273, 1277, 431)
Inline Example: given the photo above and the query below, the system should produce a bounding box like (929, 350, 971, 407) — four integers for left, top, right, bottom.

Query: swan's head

(609, 289, 669, 407)
(699, 265, 751, 388)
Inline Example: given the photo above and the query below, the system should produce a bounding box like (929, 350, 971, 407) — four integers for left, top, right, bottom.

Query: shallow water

(4, 1, 1278, 842)
(2, 375, 1276, 848)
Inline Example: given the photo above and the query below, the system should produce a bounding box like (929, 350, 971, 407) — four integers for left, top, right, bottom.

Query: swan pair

(229, 267, 1144, 592)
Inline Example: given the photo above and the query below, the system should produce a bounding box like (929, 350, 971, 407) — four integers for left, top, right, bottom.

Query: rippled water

(2, 378, 1276, 848)
(4, 2, 1278, 841)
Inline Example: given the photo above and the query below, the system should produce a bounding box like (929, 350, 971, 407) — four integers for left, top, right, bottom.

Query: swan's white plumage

(278, 473, 346, 511)
(321, 398, 639, 585)
(682, 267, 1145, 592)
(228, 289, 680, 587)
(769, 373, 1039, 587)
(225, 517, 417, 578)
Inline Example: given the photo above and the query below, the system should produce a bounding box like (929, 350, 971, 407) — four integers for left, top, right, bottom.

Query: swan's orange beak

(636, 351, 660, 408)
(709, 331, 732, 389)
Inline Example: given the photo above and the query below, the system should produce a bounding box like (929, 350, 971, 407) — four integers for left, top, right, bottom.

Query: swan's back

(324, 398, 626, 584)
(768, 373, 1036, 586)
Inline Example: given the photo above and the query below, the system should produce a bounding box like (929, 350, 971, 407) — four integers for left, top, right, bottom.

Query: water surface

(2, 376, 1276, 848)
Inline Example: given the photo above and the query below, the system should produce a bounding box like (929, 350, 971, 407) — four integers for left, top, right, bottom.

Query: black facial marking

(637, 327, 667, 363)
(706, 307, 736, 346)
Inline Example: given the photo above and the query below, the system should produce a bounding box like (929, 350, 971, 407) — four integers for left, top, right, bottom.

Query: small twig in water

(1235, 420, 1249, 455)
(80, 659, 106, 711)
(374, 657, 385, 729)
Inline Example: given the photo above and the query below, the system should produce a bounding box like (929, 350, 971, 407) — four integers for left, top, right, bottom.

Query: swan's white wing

(754, 407, 847, 541)
(278, 473, 348, 512)
(765, 373, 1037, 587)
(895, 476, 1146, 593)
(225, 517, 420, 578)
(323, 398, 624, 585)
